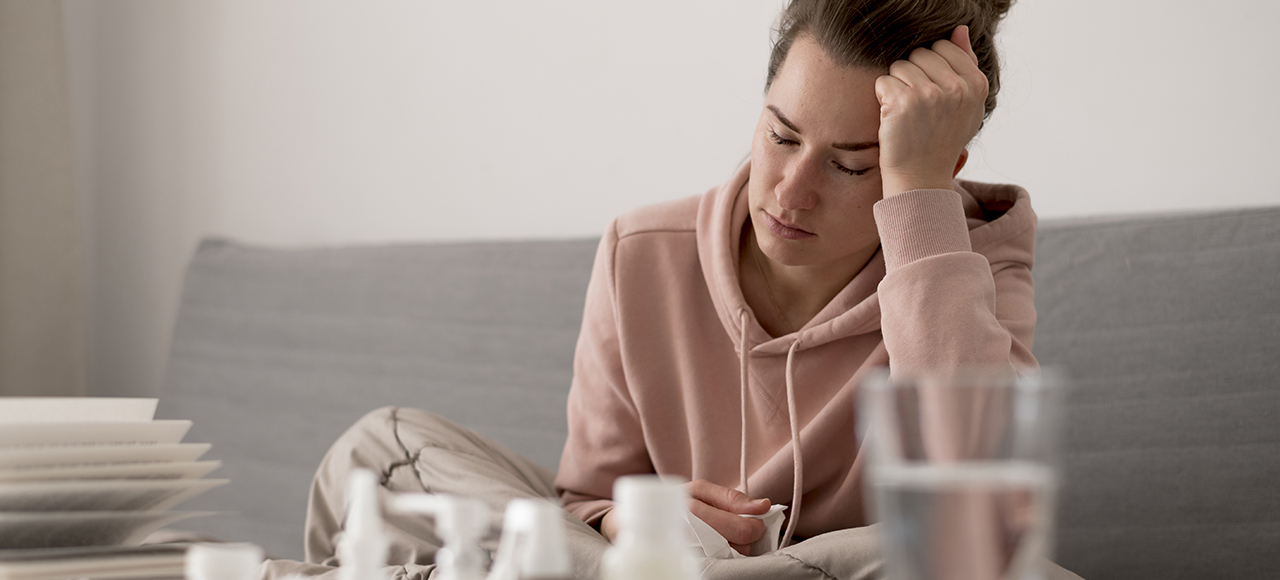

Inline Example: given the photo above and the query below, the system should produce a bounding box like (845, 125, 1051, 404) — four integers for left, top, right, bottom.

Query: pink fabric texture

(555, 161, 1038, 540)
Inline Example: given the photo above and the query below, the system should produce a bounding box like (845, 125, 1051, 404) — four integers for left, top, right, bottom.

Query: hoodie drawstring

(738, 310, 750, 496)
(738, 309, 805, 549)
(780, 338, 803, 548)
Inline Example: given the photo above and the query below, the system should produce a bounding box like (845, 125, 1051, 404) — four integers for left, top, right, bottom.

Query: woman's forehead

(766, 37, 882, 140)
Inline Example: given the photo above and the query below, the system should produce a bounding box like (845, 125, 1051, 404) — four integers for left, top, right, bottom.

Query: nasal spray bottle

(600, 476, 700, 580)
(337, 469, 389, 580)
(486, 499, 571, 580)
(185, 543, 264, 580)
(392, 493, 489, 580)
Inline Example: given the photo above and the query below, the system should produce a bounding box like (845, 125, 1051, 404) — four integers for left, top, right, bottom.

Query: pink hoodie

(555, 161, 1037, 543)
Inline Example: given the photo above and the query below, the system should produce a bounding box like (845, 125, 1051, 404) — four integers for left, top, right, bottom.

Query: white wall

(965, 0, 1280, 218)
(63, 0, 1280, 398)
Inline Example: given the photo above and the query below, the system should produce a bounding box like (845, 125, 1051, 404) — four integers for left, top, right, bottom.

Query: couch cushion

(1032, 206, 1280, 580)
(157, 238, 596, 560)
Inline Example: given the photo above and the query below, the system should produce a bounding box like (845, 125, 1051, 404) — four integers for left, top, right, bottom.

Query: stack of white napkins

(0, 398, 224, 579)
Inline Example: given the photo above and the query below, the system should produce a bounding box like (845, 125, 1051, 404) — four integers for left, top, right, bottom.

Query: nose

(775, 155, 819, 212)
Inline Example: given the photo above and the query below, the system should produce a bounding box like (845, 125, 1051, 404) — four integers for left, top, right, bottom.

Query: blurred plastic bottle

(185, 543, 263, 580)
(337, 470, 388, 580)
(486, 499, 571, 580)
(392, 493, 489, 580)
(600, 476, 699, 580)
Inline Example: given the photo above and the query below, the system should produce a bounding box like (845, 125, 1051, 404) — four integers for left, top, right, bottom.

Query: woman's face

(748, 36, 884, 268)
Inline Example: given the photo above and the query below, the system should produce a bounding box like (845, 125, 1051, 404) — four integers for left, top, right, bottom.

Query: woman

(559, 0, 1034, 555)
(266, 1, 1078, 579)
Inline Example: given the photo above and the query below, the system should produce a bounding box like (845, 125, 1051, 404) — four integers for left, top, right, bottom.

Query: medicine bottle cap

(613, 476, 687, 539)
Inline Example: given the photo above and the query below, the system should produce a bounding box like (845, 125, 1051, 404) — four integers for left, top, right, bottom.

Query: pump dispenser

(185, 543, 264, 580)
(392, 493, 489, 580)
(337, 469, 389, 580)
(600, 476, 700, 580)
(486, 499, 571, 580)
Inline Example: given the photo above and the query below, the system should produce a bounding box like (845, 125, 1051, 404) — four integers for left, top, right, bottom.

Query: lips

(763, 212, 816, 241)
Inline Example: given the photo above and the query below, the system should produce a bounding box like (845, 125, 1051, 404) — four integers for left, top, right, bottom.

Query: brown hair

(765, 0, 1015, 119)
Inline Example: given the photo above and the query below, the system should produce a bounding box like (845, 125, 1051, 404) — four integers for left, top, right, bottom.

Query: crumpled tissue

(684, 504, 788, 559)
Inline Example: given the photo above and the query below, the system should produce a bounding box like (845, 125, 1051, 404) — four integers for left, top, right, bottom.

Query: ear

(953, 148, 969, 178)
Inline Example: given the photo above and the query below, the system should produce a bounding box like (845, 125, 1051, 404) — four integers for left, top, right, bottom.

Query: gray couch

(156, 206, 1280, 580)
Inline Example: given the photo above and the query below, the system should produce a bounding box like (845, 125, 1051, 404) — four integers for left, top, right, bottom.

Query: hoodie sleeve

(555, 220, 654, 527)
(873, 188, 1038, 374)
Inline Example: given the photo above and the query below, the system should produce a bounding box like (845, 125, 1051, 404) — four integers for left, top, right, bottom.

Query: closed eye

(769, 127, 871, 176)
(767, 129, 797, 146)
(833, 161, 872, 177)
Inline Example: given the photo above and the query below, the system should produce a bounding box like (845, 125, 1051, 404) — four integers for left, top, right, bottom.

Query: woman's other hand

(686, 479, 771, 556)
(599, 479, 771, 556)
(875, 25, 988, 198)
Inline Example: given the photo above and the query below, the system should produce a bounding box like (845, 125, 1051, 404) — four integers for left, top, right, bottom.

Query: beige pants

(257, 406, 1082, 580)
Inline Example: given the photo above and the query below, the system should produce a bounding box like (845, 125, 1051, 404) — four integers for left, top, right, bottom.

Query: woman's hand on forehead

(874, 25, 988, 199)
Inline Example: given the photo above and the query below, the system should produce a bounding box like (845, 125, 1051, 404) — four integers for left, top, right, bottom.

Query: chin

(754, 225, 824, 267)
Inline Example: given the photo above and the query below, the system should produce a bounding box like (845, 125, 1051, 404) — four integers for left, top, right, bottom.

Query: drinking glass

(859, 369, 1063, 580)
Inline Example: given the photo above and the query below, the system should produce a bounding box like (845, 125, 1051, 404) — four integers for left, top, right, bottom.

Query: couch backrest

(157, 238, 597, 559)
(1032, 206, 1280, 580)
(160, 206, 1280, 578)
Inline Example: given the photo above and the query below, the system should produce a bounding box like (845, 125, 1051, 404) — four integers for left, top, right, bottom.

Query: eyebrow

(767, 105, 879, 152)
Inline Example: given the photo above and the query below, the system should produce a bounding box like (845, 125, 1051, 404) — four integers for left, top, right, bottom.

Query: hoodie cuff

(565, 498, 615, 529)
(874, 189, 972, 272)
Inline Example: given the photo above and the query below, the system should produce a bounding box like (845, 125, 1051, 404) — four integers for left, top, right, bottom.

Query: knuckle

(940, 79, 966, 97)
(975, 81, 990, 99)
(920, 84, 945, 104)
(690, 479, 737, 507)
(745, 518, 767, 540)
(725, 519, 757, 543)
(690, 501, 722, 524)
